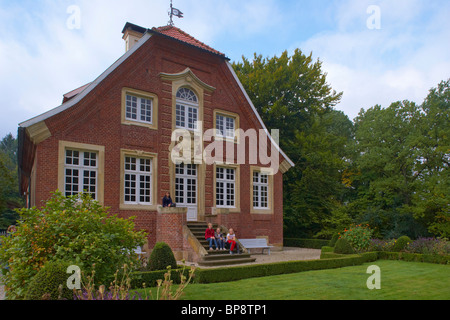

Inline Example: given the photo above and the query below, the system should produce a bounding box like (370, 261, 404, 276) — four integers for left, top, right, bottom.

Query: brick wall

(31, 32, 286, 255)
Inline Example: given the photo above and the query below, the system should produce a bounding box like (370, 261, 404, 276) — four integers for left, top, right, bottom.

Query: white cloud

(294, 0, 450, 120)
(0, 0, 448, 138)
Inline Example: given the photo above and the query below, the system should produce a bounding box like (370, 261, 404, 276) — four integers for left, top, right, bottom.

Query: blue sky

(1, 0, 449, 138)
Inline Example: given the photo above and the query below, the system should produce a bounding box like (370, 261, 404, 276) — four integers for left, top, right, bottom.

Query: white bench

(134, 246, 147, 259)
(239, 238, 273, 255)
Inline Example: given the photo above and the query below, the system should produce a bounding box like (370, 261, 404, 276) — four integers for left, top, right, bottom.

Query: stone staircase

(187, 222, 256, 267)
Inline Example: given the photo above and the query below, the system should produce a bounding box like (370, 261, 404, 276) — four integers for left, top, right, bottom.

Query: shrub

(329, 233, 339, 247)
(24, 260, 74, 300)
(339, 224, 373, 252)
(283, 238, 330, 249)
(404, 237, 450, 255)
(0, 192, 147, 299)
(148, 242, 177, 271)
(369, 239, 395, 252)
(392, 236, 411, 252)
(334, 238, 355, 254)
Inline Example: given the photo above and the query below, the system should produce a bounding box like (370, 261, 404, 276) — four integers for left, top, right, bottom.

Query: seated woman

(226, 228, 240, 254)
(205, 223, 218, 251)
(215, 227, 226, 250)
(162, 192, 175, 207)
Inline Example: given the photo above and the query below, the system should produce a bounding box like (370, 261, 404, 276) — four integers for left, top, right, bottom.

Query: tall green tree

(0, 133, 22, 230)
(233, 51, 347, 238)
(411, 80, 450, 237)
(348, 79, 449, 238)
(232, 50, 343, 155)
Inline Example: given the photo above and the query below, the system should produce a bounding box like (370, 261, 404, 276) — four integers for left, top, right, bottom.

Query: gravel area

(187, 247, 321, 268)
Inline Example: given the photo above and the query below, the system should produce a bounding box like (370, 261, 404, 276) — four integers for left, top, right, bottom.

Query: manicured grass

(136, 260, 450, 300)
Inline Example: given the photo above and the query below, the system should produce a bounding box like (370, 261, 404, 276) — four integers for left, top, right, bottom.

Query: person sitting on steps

(227, 228, 240, 254)
(205, 223, 218, 251)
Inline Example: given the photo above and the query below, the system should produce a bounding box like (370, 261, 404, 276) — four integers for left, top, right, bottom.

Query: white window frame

(216, 114, 235, 139)
(125, 94, 153, 124)
(123, 156, 152, 205)
(64, 149, 98, 199)
(216, 167, 236, 208)
(175, 163, 197, 205)
(252, 171, 269, 209)
(176, 88, 199, 131)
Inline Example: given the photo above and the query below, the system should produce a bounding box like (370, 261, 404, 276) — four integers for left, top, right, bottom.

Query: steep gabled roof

(19, 22, 294, 170)
(150, 25, 227, 58)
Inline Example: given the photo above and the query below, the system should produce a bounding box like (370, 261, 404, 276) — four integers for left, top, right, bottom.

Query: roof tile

(152, 26, 225, 57)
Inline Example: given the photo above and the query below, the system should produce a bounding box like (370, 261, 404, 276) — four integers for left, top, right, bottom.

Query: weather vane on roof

(168, 0, 183, 26)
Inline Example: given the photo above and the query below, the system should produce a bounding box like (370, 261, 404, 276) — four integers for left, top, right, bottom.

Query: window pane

(126, 95, 138, 120)
(216, 115, 224, 136)
(225, 117, 235, 138)
(140, 98, 152, 123)
(176, 104, 185, 127)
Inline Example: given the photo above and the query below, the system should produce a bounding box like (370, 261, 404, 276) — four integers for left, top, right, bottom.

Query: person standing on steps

(205, 223, 218, 251)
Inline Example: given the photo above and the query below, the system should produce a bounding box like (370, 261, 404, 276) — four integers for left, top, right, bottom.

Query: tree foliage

(233, 47, 449, 240)
(349, 80, 449, 238)
(233, 50, 346, 238)
(0, 192, 147, 299)
(0, 133, 22, 230)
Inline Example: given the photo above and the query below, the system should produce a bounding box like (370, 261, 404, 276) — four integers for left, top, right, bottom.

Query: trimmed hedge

(334, 238, 355, 254)
(24, 260, 74, 300)
(284, 238, 330, 249)
(320, 252, 345, 259)
(147, 242, 177, 271)
(391, 236, 411, 252)
(192, 252, 378, 285)
(130, 250, 449, 289)
(378, 251, 450, 264)
(321, 246, 334, 253)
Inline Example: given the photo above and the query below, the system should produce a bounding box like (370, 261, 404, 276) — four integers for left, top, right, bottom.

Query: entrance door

(175, 163, 198, 221)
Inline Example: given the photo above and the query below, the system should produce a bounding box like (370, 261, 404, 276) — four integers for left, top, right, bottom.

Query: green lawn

(137, 260, 450, 300)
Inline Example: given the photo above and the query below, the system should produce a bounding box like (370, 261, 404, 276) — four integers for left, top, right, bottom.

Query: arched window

(176, 88, 198, 130)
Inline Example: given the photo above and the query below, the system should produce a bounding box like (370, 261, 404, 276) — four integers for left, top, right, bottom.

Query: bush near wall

(284, 238, 330, 249)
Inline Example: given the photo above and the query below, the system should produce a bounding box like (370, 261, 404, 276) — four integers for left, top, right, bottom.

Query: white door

(175, 163, 198, 221)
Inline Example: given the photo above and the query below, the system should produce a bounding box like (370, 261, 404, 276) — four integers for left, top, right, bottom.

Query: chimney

(122, 22, 146, 52)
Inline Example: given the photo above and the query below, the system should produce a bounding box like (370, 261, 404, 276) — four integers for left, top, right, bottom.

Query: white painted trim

(225, 62, 295, 168)
(19, 32, 153, 128)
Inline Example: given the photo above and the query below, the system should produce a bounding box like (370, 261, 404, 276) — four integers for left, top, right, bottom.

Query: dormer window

(121, 88, 158, 130)
(125, 94, 152, 124)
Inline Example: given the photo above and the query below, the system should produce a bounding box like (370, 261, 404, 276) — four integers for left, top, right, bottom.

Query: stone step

(203, 253, 251, 261)
(197, 257, 256, 267)
(186, 223, 254, 267)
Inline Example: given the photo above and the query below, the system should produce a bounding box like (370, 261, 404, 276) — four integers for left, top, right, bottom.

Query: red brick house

(17, 22, 294, 262)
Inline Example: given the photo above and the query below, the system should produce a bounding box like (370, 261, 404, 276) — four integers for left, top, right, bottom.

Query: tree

(232, 50, 342, 155)
(411, 79, 450, 237)
(0, 133, 22, 230)
(233, 50, 346, 238)
(348, 79, 449, 238)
